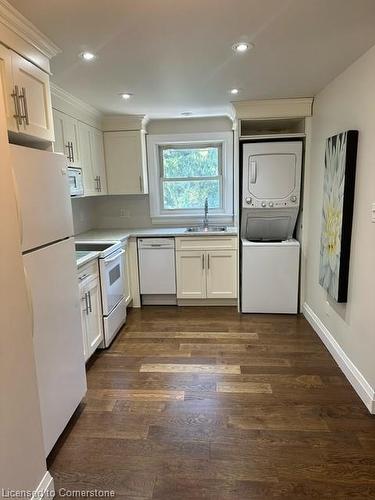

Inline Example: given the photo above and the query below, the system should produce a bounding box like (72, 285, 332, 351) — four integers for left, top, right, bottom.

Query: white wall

(0, 80, 48, 492)
(304, 45, 375, 391)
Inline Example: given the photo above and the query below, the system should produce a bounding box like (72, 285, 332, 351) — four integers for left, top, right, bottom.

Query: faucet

(203, 197, 209, 230)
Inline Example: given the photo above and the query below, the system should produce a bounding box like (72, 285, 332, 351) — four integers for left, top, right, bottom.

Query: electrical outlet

(120, 208, 130, 218)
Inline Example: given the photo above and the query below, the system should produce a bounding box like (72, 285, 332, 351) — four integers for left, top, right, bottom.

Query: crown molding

(0, 0, 60, 58)
(50, 82, 102, 120)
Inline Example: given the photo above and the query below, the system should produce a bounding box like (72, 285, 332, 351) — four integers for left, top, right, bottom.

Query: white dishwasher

(138, 238, 177, 305)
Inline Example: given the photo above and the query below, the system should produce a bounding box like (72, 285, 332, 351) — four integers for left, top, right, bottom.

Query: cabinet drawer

(176, 236, 237, 251)
(77, 259, 98, 281)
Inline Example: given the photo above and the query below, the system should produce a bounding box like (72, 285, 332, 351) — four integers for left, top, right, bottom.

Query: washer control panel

(243, 195, 299, 209)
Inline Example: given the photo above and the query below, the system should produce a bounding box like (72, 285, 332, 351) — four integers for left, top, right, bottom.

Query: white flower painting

(319, 130, 358, 302)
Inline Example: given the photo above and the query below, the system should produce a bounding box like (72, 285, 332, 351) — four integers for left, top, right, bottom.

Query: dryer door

(248, 153, 296, 199)
(242, 141, 302, 207)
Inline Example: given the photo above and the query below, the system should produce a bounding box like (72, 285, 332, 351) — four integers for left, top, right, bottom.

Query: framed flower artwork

(319, 130, 358, 302)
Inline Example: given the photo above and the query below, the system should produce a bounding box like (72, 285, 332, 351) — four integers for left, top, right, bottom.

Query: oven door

(99, 249, 125, 315)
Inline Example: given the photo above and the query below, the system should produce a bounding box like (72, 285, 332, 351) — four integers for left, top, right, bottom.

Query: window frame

(147, 132, 234, 223)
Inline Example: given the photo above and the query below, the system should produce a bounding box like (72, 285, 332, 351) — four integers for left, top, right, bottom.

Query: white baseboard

(32, 471, 54, 500)
(303, 302, 375, 414)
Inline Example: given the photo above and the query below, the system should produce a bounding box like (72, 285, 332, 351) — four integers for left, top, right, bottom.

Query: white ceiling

(9, 0, 375, 117)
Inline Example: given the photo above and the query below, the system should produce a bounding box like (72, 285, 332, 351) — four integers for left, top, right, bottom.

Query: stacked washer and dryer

(240, 141, 302, 313)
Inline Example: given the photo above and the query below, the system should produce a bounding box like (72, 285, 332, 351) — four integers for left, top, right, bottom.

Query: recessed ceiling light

(232, 42, 253, 53)
(80, 51, 96, 61)
(230, 88, 240, 95)
(120, 93, 133, 100)
(181, 112, 193, 116)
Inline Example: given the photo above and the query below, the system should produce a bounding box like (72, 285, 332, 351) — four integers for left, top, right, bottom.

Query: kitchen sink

(185, 226, 228, 233)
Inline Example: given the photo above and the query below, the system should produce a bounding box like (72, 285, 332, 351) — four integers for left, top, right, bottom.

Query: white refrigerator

(10, 144, 87, 457)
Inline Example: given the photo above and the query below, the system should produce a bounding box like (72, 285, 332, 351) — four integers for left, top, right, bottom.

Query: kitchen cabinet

(175, 237, 238, 300)
(78, 121, 107, 196)
(206, 250, 237, 298)
(0, 44, 16, 132)
(104, 130, 148, 195)
(0, 44, 54, 141)
(53, 109, 80, 166)
(78, 260, 103, 361)
(176, 251, 206, 299)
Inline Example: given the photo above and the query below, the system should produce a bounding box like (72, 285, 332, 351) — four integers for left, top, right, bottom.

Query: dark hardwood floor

(48, 307, 375, 499)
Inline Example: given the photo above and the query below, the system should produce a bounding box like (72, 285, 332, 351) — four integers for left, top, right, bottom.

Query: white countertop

(75, 250, 101, 268)
(75, 226, 238, 243)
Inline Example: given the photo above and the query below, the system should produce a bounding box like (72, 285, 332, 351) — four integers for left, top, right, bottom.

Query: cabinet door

(79, 288, 89, 361)
(85, 278, 104, 358)
(206, 250, 237, 299)
(176, 251, 206, 299)
(78, 121, 96, 195)
(63, 114, 80, 166)
(104, 130, 148, 195)
(12, 52, 54, 141)
(91, 127, 107, 194)
(0, 44, 17, 132)
(53, 109, 69, 158)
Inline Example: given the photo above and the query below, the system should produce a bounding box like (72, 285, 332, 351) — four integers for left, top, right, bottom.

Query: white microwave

(68, 167, 84, 196)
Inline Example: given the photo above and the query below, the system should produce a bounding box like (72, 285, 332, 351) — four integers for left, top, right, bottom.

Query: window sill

(151, 214, 234, 226)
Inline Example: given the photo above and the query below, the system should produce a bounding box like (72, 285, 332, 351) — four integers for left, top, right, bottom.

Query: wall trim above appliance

(303, 303, 375, 414)
(232, 98, 314, 120)
(0, 0, 60, 70)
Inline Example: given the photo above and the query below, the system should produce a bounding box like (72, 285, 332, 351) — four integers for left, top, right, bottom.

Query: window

(148, 132, 233, 222)
(160, 144, 222, 210)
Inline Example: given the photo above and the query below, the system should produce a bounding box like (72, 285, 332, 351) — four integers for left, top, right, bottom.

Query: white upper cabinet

(0, 44, 17, 132)
(53, 109, 80, 166)
(78, 121, 107, 196)
(11, 52, 54, 141)
(104, 130, 148, 195)
(0, 45, 54, 141)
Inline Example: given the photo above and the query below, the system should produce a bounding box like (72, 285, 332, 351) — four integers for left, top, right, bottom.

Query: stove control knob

(291, 195, 297, 203)
(269, 201, 274, 207)
(245, 197, 252, 205)
(261, 201, 267, 208)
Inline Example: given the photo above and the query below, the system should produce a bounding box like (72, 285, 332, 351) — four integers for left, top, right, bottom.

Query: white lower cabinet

(206, 250, 237, 298)
(175, 237, 238, 300)
(78, 261, 103, 361)
(176, 251, 206, 299)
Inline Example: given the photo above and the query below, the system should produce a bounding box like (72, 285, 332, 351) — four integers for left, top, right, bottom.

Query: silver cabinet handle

(84, 292, 89, 315)
(207, 253, 210, 269)
(88, 290, 92, 313)
(98, 175, 101, 192)
(70, 141, 75, 163)
(202, 253, 205, 270)
(19, 87, 29, 125)
(11, 85, 22, 128)
(79, 273, 90, 281)
(94, 176, 100, 191)
(65, 142, 72, 162)
(139, 175, 143, 192)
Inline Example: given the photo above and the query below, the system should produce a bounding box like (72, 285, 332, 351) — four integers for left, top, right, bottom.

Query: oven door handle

(103, 249, 125, 264)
